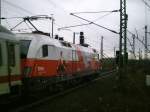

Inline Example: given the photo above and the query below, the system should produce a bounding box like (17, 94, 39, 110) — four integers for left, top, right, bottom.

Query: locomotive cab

(19, 40, 32, 77)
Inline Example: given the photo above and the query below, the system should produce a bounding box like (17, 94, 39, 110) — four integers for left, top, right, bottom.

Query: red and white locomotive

(16, 32, 101, 91)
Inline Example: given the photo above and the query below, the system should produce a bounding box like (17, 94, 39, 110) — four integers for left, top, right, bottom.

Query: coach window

(0, 44, 2, 66)
(42, 45, 48, 57)
(8, 44, 15, 66)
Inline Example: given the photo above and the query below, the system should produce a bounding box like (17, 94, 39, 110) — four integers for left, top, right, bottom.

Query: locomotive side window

(42, 45, 48, 57)
(8, 44, 15, 66)
(20, 40, 31, 58)
(0, 44, 2, 66)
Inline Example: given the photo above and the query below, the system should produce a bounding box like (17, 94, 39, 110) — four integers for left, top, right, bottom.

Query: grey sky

(1, 0, 150, 57)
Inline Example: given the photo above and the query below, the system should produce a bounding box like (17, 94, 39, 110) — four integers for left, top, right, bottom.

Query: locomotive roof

(16, 33, 62, 47)
(16, 33, 96, 54)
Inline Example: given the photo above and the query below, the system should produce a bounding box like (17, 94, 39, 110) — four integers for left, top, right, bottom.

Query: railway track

(11, 70, 116, 112)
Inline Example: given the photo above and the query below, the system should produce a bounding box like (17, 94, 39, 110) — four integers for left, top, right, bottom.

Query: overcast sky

(1, 0, 150, 57)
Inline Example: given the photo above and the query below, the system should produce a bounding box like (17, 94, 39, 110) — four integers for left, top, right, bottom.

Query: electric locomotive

(16, 32, 100, 92)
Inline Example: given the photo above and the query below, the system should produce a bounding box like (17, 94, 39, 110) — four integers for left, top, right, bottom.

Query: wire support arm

(71, 9, 120, 14)
(70, 13, 119, 34)
(58, 23, 92, 31)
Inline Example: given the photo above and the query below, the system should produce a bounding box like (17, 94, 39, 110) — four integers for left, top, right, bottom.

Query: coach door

(0, 40, 10, 95)
(7, 42, 21, 90)
(7, 42, 15, 89)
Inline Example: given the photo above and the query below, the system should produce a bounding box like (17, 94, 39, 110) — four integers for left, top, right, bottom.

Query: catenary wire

(3, 0, 34, 15)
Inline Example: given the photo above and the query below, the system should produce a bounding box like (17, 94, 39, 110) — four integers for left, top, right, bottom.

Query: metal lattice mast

(0, 0, 1, 25)
(119, 0, 128, 70)
(132, 34, 136, 59)
(101, 36, 104, 59)
(145, 25, 148, 59)
(51, 14, 54, 38)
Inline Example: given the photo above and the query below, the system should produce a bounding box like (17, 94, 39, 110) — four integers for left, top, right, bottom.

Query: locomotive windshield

(20, 40, 31, 58)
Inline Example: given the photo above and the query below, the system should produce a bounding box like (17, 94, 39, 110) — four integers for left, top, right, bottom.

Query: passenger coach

(0, 25, 21, 96)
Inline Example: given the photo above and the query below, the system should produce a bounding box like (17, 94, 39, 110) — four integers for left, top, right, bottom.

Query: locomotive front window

(20, 40, 31, 58)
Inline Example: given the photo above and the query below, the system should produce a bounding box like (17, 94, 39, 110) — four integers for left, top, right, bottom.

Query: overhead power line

(3, 0, 34, 15)
(93, 11, 116, 22)
(47, 0, 69, 14)
(0, 15, 50, 20)
(142, 0, 150, 9)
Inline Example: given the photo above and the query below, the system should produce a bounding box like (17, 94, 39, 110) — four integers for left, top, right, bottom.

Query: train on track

(0, 24, 101, 98)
